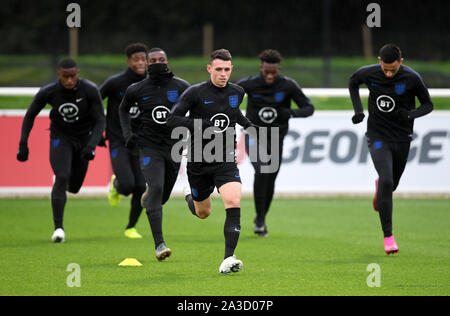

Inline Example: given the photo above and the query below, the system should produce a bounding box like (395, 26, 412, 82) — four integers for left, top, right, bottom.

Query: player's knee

(379, 178, 394, 192)
(136, 182, 146, 195)
(224, 197, 241, 209)
(196, 208, 211, 219)
(54, 175, 69, 190)
(117, 179, 135, 196)
(148, 183, 164, 197)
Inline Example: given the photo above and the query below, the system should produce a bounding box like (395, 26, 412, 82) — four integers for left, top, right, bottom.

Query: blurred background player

(119, 47, 190, 261)
(236, 49, 314, 237)
(100, 43, 148, 239)
(168, 49, 256, 274)
(17, 58, 106, 243)
(349, 44, 433, 254)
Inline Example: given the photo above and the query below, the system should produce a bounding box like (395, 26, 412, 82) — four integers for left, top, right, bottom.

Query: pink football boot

(384, 236, 399, 255)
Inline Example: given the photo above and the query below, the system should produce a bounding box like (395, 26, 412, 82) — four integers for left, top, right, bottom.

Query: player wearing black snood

(119, 48, 190, 261)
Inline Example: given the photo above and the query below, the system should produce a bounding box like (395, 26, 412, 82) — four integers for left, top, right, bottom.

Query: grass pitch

(0, 197, 449, 296)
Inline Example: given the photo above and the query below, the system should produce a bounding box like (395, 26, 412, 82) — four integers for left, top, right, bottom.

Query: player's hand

(397, 109, 411, 121)
(352, 112, 365, 124)
(124, 133, 138, 149)
(98, 136, 107, 148)
(17, 142, 29, 162)
(81, 146, 96, 160)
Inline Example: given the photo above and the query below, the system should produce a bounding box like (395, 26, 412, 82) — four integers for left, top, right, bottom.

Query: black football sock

(253, 174, 269, 226)
(378, 177, 393, 237)
(146, 207, 164, 248)
(126, 192, 144, 229)
(263, 172, 278, 220)
(224, 208, 241, 259)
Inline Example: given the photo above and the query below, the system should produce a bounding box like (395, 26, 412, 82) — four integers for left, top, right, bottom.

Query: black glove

(98, 136, 107, 148)
(81, 145, 95, 160)
(17, 142, 29, 162)
(397, 108, 411, 121)
(124, 133, 138, 149)
(352, 112, 365, 124)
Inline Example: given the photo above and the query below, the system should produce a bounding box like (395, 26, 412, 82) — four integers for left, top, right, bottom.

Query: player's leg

(49, 138, 73, 241)
(369, 140, 394, 236)
(108, 144, 136, 205)
(186, 164, 215, 219)
(261, 129, 285, 221)
(246, 134, 268, 230)
(215, 164, 242, 254)
(217, 178, 243, 274)
(161, 159, 181, 206)
(67, 144, 90, 194)
(246, 131, 284, 236)
(392, 142, 411, 192)
(140, 149, 171, 260)
(369, 140, 399, 254)
(125, 152, 146, 236)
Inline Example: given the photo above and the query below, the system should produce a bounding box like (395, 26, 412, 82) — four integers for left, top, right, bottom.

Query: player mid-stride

(349, 44, 433, 255)
(167, 49, 256, 274)
(17, 58, 106, 243)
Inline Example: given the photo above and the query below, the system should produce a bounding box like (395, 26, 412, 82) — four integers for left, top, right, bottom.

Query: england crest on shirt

(395, 83, 406, 95)
(274, 91, 285, 103)
(229, 95, 239, 108)
(167, 90, 179, 103)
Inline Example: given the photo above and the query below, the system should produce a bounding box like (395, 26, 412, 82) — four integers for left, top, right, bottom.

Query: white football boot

(219, 255, 243, 274)
(51, 228, 65, 243)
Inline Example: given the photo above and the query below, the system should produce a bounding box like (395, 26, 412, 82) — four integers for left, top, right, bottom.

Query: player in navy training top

(119, 48, 190, 261)
(168, 49, 256, 274)
(17, 58, 105, 243)
(349, 44, 433, 255)
(236, 49, 314, 237)
(100, 43, 148, 239)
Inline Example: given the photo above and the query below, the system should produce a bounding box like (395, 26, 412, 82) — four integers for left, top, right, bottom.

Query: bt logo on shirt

(258, 107, 278, 124)
(210, 113, 230, 133)
(376, 95, 396, 113)
(152, 106, 170, 124)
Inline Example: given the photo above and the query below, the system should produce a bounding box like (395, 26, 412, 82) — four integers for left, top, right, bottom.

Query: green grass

(1, 95, 450, 111)
(0, 197, 449, 296)
(0, 55, 449, 87)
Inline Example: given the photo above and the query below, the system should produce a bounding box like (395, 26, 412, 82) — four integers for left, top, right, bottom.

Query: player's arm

(99, 77, 111, 100)
(348, 69, 366, 124)
(17, 87, 49, 162)
(234, 77, 250, 92)
(409, 74, 433, 119)
(118, 86, 138, 147)
(86, 86, 106, 149)
(290, 80, 315, 118)
(234, 91, 256, 129)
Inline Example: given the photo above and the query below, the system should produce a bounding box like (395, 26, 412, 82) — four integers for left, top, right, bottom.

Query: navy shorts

(187, 162, 241, 201)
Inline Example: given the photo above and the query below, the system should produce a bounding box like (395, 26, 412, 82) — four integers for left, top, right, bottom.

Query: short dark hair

(125, 43, 148, 58)
(379, 44, 402, 63)
(58, 58, 77, 69)
(210, 49, 232, 63)
(258, 49, 283, 64)
(148, 47, 166, 54)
